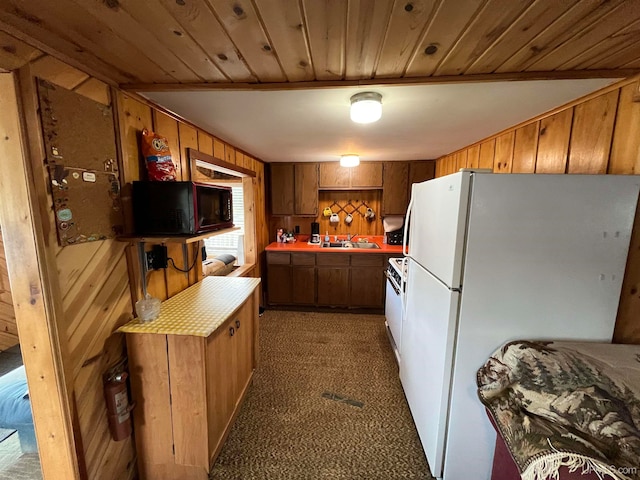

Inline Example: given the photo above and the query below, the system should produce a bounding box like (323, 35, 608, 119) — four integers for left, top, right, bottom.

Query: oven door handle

(385, 271, 401, 296)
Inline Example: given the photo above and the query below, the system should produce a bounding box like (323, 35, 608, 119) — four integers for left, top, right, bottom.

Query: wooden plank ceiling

(1, 0, 640, 87)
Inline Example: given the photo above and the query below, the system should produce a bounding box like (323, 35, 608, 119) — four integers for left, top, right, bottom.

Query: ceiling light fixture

(340, 154, 360, 167)
(350, 92, 382, 124)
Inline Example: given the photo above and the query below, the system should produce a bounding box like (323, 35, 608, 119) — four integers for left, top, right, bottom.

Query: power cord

(167, 243, 200, 273)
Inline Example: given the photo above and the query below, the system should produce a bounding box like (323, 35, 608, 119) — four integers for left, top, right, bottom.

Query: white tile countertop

(118, 276, 261, 337)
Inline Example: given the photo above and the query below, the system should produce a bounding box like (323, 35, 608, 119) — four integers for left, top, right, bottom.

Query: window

(203, 184, 244, 265)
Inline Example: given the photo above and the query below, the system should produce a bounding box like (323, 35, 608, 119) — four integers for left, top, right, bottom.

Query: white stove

(385, 257, 407, 364)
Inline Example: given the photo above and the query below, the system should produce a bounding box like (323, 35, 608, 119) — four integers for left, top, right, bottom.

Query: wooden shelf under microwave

(117, 226, 241, 244)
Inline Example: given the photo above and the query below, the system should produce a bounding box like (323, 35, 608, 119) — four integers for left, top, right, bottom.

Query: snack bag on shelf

(141, 129, 177, 181)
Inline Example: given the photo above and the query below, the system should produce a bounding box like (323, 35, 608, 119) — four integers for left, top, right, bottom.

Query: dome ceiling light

(340, 154, 360, 167)
(350, 92, 382, 124)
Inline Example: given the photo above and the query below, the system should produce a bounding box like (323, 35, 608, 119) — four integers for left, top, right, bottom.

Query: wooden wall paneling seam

(435, 0, 535, 76)
(112, 1, 225, 81)
(254, 0, 314, 82)
(405, 0, 484, 77)
(156, 0, 255, 82)
(2, 71, 81, 479)
(495, 0, 628, 73)
(0, 30, 44, 70)
(344, 0, 394, 80)
(525, 1, 640, 72)
(512, 122, 539, 173)
(374, 0, 437, 78)
(206, 0, 285, 82)
(152, 111, 182, 180)
(613, 201, 640, 344)
(567, 90, 619, 174)
(609, 83, 640, 174)
(464, 0, 580, 75)
(560, 17, 640, 71)
(535, 108, 574, 173)
(467, 144, 480, 169)
(301, 0, 347, 80)
(67, 262, 131, 379)
(63, 241, 127, 337)
(0, 17, 129, 85)
(198, 131, 214, 156)
(588, 41, 640, 70)
(493, 131, 515, 174)
(1, 0, 163, 83)
(478, 140, 495, 170)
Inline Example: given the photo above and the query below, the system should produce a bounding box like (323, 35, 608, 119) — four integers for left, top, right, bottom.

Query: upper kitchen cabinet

(270, 163, 318, 216)
(382, 162, 410, 216)
(382, 161, 435, 216)
(319, 162, 382, 189)
(409, 160, 436, 186)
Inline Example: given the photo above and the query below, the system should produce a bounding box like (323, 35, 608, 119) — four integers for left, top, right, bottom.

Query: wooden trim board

(0, 72, 81, 480)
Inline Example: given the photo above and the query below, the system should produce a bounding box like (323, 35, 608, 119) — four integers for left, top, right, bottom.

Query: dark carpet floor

(210, 310, 433, 480)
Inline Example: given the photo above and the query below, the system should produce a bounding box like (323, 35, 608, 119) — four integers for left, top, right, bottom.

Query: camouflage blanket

(477, 341, 640, 480)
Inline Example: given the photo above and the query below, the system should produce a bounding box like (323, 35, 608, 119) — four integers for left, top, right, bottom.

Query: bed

(0, 366, 36, 453)
(477, 341, 640, 480)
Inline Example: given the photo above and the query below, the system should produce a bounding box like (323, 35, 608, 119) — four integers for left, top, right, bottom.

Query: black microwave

(132, 181, 233, 235)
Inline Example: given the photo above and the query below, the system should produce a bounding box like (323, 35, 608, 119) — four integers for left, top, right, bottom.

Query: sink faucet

(347, 233, 358, 242)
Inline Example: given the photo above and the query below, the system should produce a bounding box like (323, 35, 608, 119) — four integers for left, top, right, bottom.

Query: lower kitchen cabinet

(267, 251, 388, 309)
(292, 266, 316, 304)
(317, 267, 350, 306)
(349, 255, 385, 308)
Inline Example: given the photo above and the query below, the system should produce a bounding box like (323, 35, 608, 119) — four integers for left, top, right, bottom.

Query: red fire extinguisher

(103, 371, 134, 441)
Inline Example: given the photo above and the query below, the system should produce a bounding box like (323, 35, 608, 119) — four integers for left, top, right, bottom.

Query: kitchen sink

(320, 241, 380, 249)
(351, 242, 380, 249)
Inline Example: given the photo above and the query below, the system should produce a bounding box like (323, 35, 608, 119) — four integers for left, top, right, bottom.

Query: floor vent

(321, 391, 364, 408)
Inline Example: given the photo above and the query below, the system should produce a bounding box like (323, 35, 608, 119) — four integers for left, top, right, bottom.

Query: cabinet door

(350, 255, 385, 308)
(232, 301, 253, 403)
(409, 160, 436, 185)
(319, 162, 351, 188)
(206, 323, 235, 459)
(351, 162, 383, 188)
(350, 266, 384, 308)
(292, 267, 316, 305)
(294, 163, 319, 215)
(317, 267, 349, 306)
(267, 264, 292, 304)
(382, 162, 410, 215)
(270, 163, 295, 215)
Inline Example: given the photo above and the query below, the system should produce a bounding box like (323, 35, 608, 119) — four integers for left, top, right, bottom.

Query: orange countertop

(265, 235, 403, 254)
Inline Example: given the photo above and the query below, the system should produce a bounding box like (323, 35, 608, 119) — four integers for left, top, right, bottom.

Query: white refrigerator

(400, 171, 639, 480)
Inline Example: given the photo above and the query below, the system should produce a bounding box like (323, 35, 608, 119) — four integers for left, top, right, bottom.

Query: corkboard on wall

(37, 79, 123, 246)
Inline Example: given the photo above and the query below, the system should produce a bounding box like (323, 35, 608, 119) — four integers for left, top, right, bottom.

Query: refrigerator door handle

(400, 256, 408, 313)
(403, 195, 413, 257)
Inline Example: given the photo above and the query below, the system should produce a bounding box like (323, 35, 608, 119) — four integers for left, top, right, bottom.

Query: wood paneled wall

(0, 30, 269, 480)
(269, 190, 384, 239)
(0, 230, 18, 351)
(435, 77, 640, 344)
(116, 92, 268, 303)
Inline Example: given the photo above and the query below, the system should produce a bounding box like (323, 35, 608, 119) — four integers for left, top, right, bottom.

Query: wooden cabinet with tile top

(120, 277, 261, 480)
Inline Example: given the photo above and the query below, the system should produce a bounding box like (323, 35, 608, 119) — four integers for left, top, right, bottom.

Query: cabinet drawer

(351, 254, 384, 267)
(316, 253, 350, 266)
(291, 253, 315, 266)
(267, 252, 290, 265)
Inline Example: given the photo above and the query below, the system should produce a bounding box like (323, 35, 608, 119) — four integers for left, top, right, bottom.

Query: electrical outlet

(145, 245, 168, 270)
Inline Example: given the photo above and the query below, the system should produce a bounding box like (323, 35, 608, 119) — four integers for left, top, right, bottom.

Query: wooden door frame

(0, 72, 81, 479)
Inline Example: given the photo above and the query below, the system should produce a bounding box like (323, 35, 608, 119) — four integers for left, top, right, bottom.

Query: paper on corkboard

(37, 79, 123, 246)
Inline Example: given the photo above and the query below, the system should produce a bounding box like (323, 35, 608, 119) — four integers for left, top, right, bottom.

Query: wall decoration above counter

(37, 78, 123, 246)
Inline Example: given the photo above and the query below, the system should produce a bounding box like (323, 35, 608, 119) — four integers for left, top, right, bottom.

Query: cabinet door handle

(229, 326, 235, 337)
(235, 319, 240, 329)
